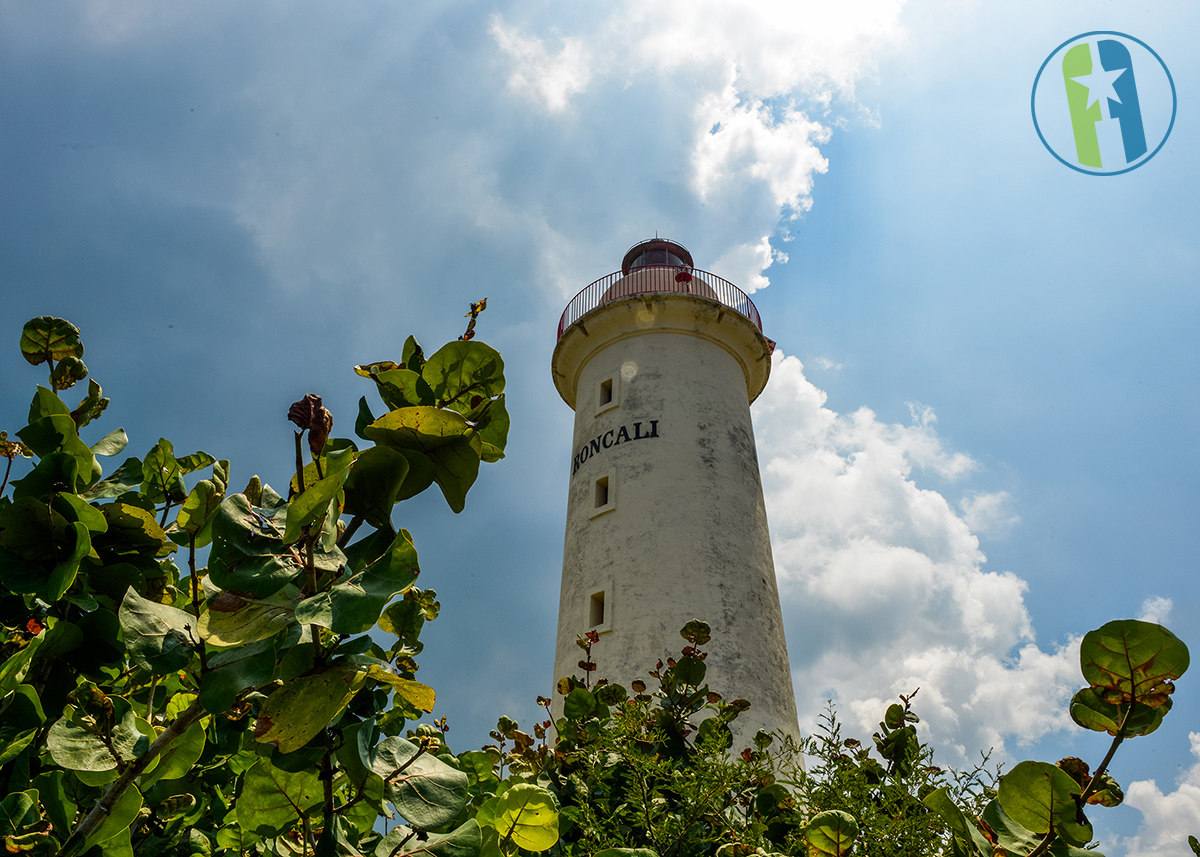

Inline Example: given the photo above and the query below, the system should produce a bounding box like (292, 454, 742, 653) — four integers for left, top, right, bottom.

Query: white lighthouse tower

(550, 239, 799, 747)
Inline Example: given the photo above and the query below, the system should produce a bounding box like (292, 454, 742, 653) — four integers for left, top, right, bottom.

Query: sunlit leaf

(421, 341, 505, 410)
(118, 586, 198, 673)
(236, 759, 322, 837)
(492, 783, 558, 852)
(20, 317, 83, 367)
(373, 821, 481, 857)
(804, 810, 858, 856)
(253, 667, 367, 753)
(1079, 620, 1189, 707)
(370, 737, 468, 829)
(997, 761, 1085, 839)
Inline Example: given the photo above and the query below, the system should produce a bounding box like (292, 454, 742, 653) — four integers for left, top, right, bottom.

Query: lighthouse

(550, 239, 799, 747)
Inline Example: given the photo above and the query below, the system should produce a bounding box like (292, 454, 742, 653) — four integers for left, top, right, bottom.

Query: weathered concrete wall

(550, 291, 799, 750)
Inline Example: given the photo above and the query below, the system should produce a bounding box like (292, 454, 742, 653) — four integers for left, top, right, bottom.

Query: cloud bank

(491, 0, 907, 287)
(753, 352, 1080, 763)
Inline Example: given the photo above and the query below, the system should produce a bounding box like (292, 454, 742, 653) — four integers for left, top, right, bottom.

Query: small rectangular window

(589, 591, 605, 627)
(594, 375, 619, 416)
(594, 476, 609, 508)
(589, 472, 615, 519)
(585, 585, 612, 634)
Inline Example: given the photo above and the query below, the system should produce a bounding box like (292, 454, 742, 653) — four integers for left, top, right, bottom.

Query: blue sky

(2, 1, 1198, 852)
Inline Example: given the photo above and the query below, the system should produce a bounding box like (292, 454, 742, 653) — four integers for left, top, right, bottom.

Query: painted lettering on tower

(571, 420, 659, 475)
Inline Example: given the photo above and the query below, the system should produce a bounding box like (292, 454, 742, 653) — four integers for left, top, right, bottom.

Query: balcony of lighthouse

(556, 238, 764, 340)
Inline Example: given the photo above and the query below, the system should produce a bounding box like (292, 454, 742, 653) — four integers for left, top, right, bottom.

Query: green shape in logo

(1062, 44, 1102, 168)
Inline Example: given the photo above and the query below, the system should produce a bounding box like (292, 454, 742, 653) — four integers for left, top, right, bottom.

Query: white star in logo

(1071, 62, 1127, 111)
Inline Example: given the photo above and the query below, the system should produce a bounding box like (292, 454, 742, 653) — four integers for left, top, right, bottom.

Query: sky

(2, 1, 1198, 853)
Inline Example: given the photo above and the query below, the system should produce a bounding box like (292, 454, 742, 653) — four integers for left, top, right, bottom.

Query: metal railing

(557, 266, 762, 339)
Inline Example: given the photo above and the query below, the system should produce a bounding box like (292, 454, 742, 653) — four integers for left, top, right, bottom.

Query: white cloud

(489, 15, 592, 113)
(1136, 595, 1173, 626)
(712, 235, 789, 294)
(490, 0, 909, 284)
(960, 492, 1020, 538)
(692, 80, 831, 218)
(753, 352, 1078, 763)
(812, 356, 842, 371)
(1121, 732, 1200, 857)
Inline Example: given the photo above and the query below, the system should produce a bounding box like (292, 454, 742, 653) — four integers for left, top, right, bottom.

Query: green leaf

(0, 790, 39, 838)
(142, 438, 186, 504)
(54, 492, 108, 533)
(922, 787, 993, 856)
(421, 341, 505, 410)
(343, 446, 411, 529)
(370, 368, 436, 410)
(208, 494, 312, 598)
(253, 667, 367, 753)
(1079, 619, 1189, 707)
(355, 396, 377, 441)
(73, 380, 111, 428)
(563, 688, 597, 720)
(20, 317, 83, 367)
(373, 821, 481, 857)
(1069, 686, 1168, 737)
(594, 851, 659, 857)
(0, 633, 44, 697)
(199, 588, 297, 646)
(997, 761, 1085, 838)
(28, 386, 72, 421)
(46, 707, 148, 771)
(364, 667, 435, 713)
(0, 686, 46, 765)
(81, 457, 142, 501)
(140, 714, 206, 787)
(363, 408, 481, 513)
(49, 355, 88, 390)
(236, 759, 323, 837)
(98, 502, 173, 558)
(283, 463, 351, 544)
(804, 810, 858, 856)
(82, 784, 142, 851)
(17, 414, 100, 490)
(118, 586, 198, 673)
(467, 393, 509, 462)
(172, 459, 229, 548)
(176, 450, 216, 474)
(370, 737, 469, 829)
(673, 656, 706, 686)
(492, 783, 558, 852)
(199, 636, 283, 713)
(33, 771, 75, 837)
(296, 529, 420, 635)
(47, 521, 91, 601)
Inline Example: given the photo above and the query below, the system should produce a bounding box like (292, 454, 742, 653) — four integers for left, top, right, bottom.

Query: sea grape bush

(0, 314, 1193, 857)
(0, 313, 509, 856)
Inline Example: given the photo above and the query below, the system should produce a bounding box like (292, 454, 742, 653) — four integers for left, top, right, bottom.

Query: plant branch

(294, 431, 306, 495)
(0, 455, 13, 496)
(58, 699, 207, 857)
(337, 515, 364, 549)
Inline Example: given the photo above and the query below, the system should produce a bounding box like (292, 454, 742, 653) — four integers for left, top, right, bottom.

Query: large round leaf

(997, 761, 1083, 837)
(494, 784, 559, 852)
(254, 667, 367, 753)
(373, 820, 481, 857)
(1069, 686, 1168, 737)
(236, 759, 322, 838)
(370, 737, 469, 829)
(804, 810, 858, 856)
(1080, 620, 1189, 706)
